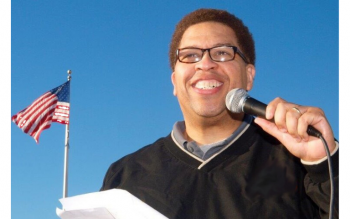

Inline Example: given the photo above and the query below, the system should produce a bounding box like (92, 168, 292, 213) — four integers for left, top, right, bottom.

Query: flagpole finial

(67, 70, 72, 81)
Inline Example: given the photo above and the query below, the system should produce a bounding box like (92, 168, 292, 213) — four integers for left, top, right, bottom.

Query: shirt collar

(172, 115, 253, 160)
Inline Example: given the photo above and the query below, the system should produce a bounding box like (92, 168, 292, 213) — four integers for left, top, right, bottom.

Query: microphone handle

(243, 97, 267, 118)
(243, 97, 322, 138)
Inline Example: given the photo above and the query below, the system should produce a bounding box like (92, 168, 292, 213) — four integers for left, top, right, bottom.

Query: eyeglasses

(176, 45, 249, 64)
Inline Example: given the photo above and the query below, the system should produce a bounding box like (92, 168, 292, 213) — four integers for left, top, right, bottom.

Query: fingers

(257, 97, 336, 161)
(265, 97, 325, 141)
(292, 107, 313, 141)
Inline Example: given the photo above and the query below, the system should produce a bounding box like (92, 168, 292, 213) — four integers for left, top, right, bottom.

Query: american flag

(12, 81, 70, 143)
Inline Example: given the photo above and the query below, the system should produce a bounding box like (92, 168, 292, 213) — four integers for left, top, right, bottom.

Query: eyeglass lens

(178, 46, 236, 63)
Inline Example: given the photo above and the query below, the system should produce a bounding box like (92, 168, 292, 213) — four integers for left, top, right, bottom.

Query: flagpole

(63, 69, 71, 198)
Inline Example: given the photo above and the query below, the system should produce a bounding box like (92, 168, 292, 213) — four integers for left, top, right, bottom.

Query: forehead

(179, 22, 238, 49)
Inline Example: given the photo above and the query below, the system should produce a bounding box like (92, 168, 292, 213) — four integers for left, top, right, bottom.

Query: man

(101, 8, 338, 219)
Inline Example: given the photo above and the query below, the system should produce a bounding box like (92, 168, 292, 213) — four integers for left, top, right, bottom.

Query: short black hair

(169, 8, 255, 70)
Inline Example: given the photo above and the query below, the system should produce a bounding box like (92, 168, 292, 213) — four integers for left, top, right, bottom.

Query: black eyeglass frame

(176, 45, 249, 64)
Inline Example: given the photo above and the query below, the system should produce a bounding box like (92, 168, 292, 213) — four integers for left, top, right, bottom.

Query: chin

(194, 107, 226, 118)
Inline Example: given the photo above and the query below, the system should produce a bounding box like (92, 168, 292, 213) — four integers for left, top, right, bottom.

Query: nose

(195, 50, 218, 71)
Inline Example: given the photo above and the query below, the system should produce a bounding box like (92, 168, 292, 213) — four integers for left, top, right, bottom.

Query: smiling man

(171, 21, 255, 146)
(101, 8, 338, 219)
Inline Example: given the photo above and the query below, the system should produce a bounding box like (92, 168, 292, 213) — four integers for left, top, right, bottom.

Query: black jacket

(101, 123, 338, 219)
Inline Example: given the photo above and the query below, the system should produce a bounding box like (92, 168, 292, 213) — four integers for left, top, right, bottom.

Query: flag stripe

(22, 97, 58, 133)
(12, 93, 46, 125)
(52, 101, 70, 124)
(30, 114, 53, 138)
(16, 93, 57, 129)
(12, 81, 70, 143)
(14, 92, 54, 126)
(26, 106, 56, 135)
(32, 121, 52, 143)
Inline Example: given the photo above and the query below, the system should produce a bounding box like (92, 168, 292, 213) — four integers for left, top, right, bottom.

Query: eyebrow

(179, 43, 235, 50)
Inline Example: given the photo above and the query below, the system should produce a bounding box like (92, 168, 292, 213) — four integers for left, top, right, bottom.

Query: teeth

(195, 80, 223, 89)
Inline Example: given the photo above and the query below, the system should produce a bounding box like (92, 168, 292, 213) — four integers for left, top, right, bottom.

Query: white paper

(56, 189, 168, 219)
(56, 207, 115, 219)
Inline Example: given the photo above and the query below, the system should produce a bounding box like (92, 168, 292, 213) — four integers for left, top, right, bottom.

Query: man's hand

(254, 97, 336, 162)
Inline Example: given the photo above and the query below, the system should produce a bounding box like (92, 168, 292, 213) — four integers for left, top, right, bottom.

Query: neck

(183, 113, 244, 146)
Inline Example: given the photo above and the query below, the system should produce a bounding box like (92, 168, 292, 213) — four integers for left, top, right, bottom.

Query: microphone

(225, 88, 322, 138)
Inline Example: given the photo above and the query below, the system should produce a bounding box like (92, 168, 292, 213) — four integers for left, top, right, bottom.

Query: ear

(245, 64, 256, 91)
(171, 72, 177, 96)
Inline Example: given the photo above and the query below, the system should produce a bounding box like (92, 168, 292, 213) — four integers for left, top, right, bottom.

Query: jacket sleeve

(303, 147, 339, 219)
(100, 156, 130, 191)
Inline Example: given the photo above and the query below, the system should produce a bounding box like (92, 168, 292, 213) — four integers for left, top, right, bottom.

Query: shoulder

(106, 135, 172, 173)
(100, 135, 173, 190)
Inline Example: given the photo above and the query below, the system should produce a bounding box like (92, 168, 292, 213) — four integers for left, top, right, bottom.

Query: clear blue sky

(7, 0, 345, 218)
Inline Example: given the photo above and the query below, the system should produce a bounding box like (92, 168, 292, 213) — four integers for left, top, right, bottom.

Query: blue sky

(6, 0, 346, 218)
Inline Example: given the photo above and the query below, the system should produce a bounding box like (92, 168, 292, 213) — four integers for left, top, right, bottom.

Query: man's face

(171, 22, 255, 120)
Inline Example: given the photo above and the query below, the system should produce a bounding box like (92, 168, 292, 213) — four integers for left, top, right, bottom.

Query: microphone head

(225, 88, 249, 113)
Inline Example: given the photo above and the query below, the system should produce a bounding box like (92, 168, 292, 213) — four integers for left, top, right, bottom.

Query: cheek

(172, 66, 192, 96)
(228, 66, 250, 88)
